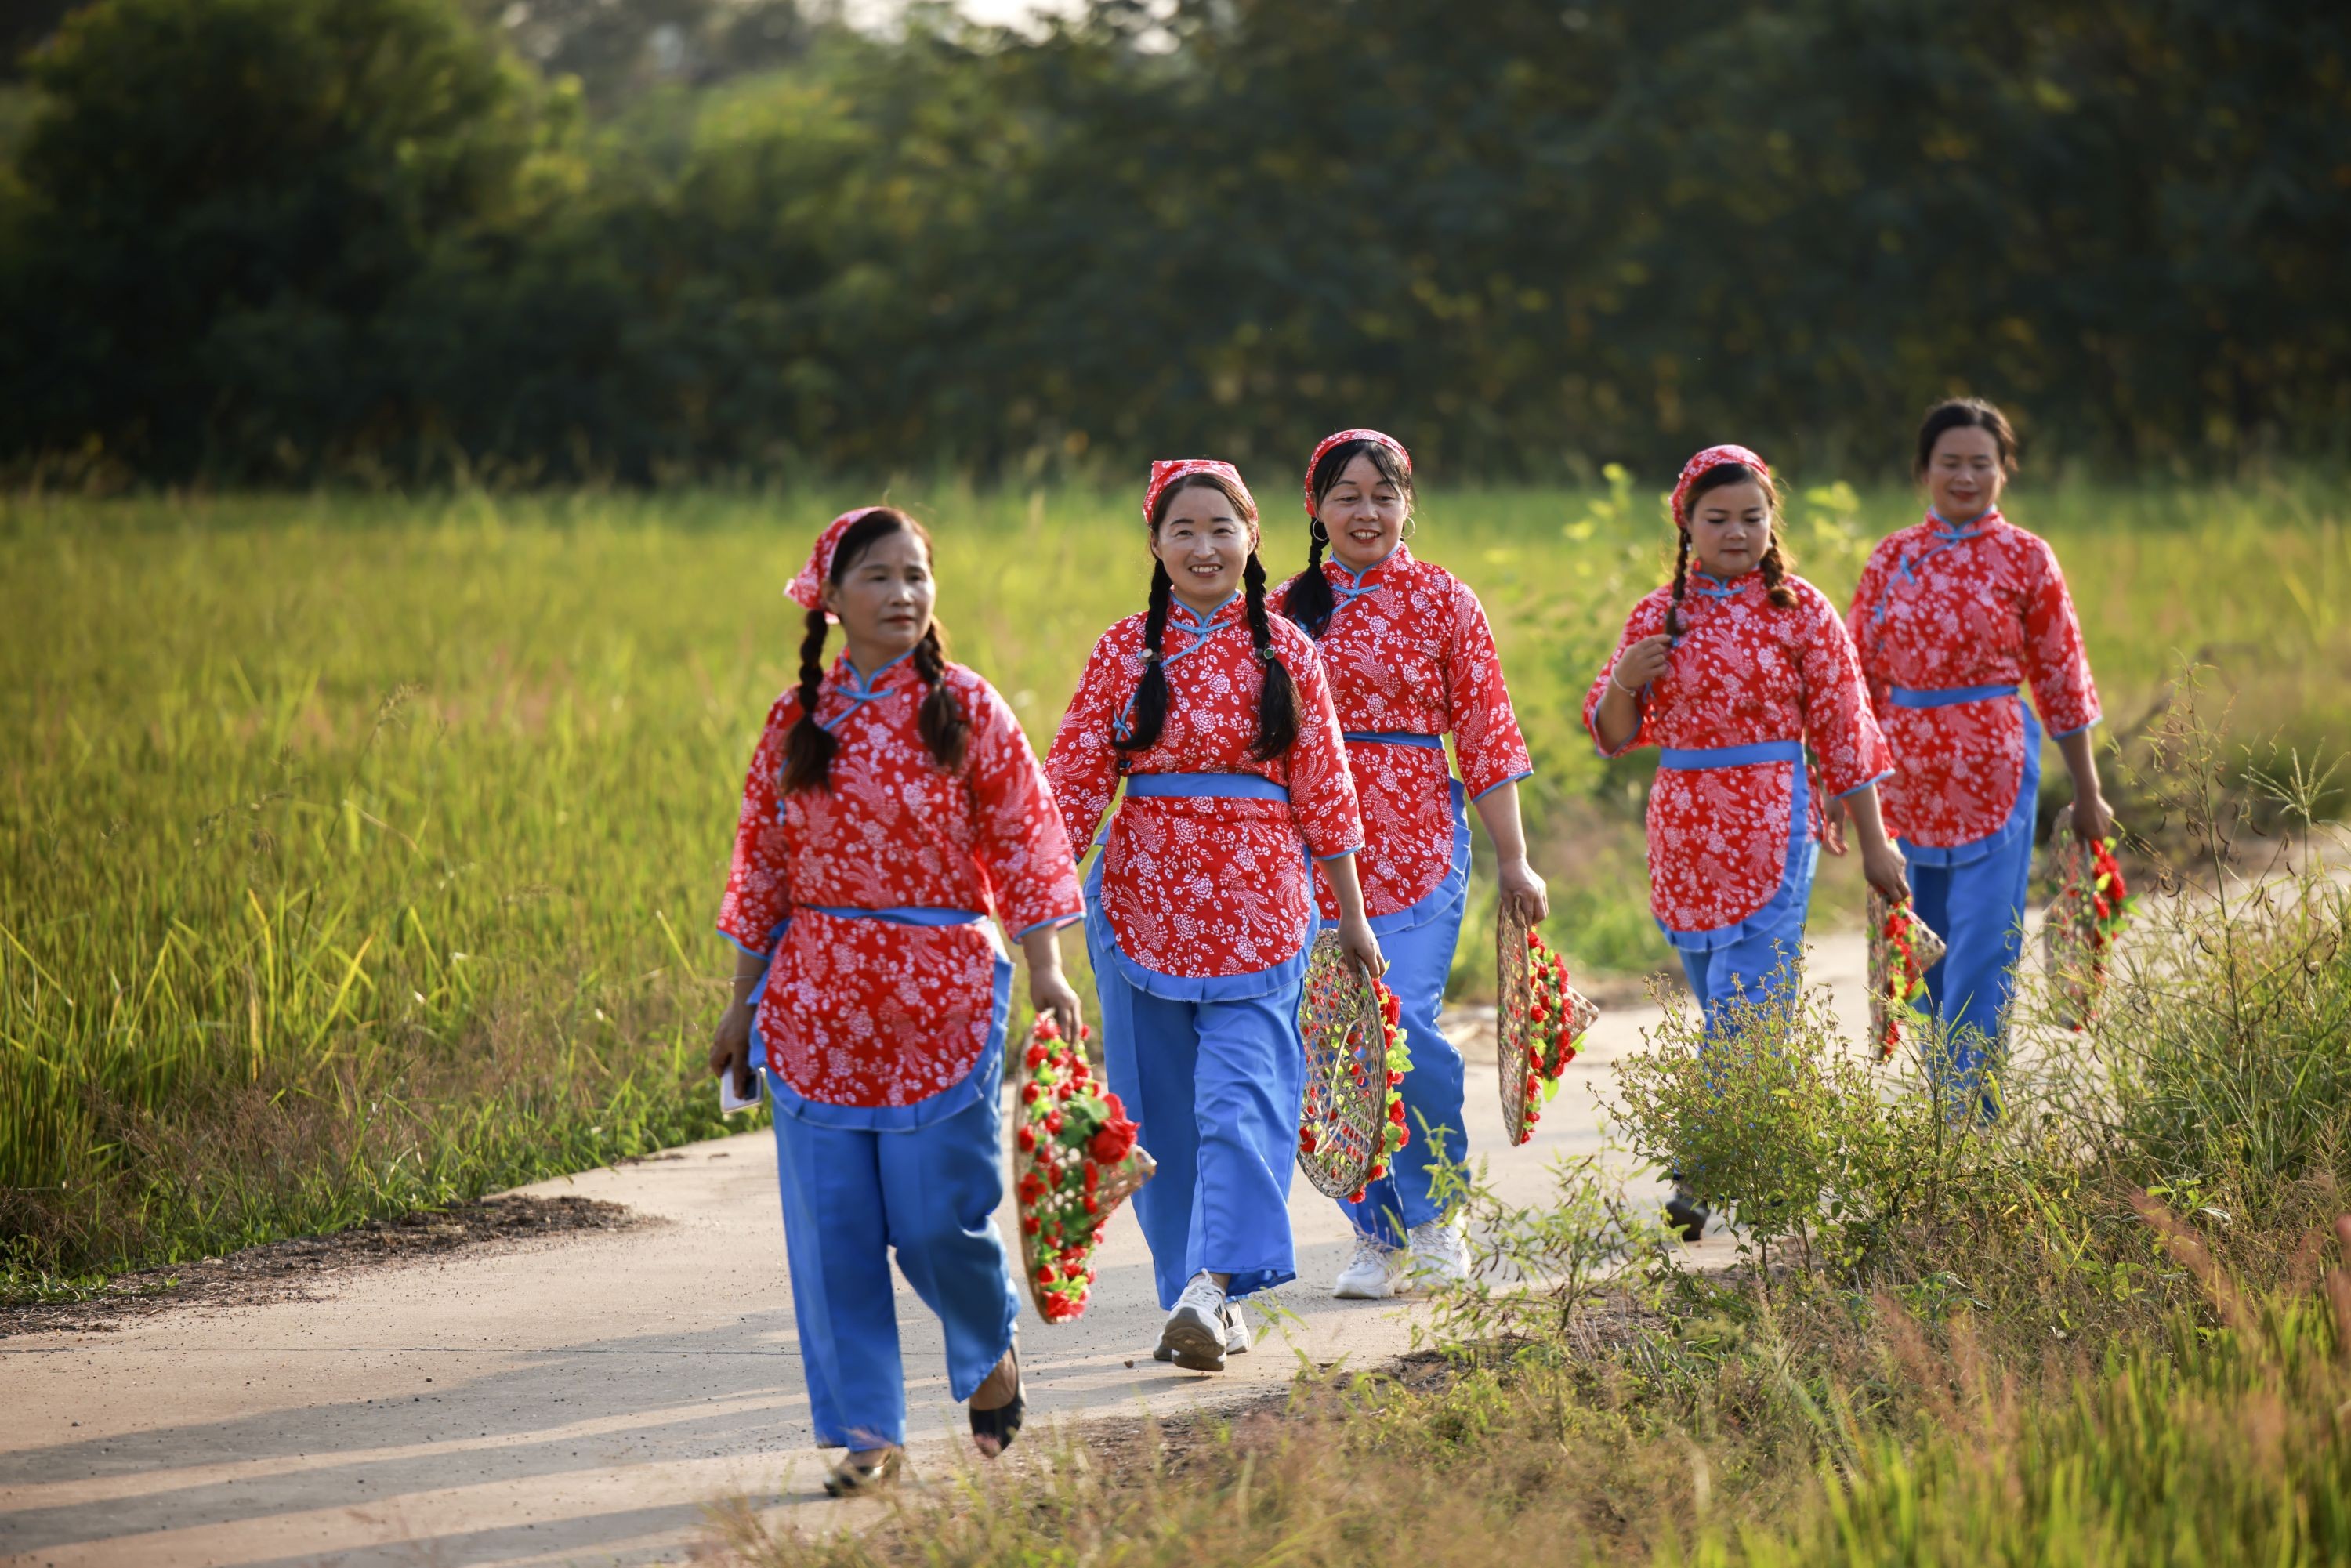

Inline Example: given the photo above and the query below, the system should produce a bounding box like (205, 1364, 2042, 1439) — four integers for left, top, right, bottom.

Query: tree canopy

(2, 0, 2345, 483)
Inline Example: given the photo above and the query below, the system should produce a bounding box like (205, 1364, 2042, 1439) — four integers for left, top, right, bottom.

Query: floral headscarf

(1143, 459, 1255, 527)
(784, 506, 889, 619)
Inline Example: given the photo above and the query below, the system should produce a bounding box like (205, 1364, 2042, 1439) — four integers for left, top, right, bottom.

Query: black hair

(1115, 473, 1300, 762)
(1915, 397, 2020, 476)
(1282, 438, 1415, 639)
(1667, 463, 1795, 639)
(780, 508, 969, 793)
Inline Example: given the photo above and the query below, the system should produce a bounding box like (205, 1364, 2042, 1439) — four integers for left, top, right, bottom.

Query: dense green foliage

(2, 0, 2346, 483)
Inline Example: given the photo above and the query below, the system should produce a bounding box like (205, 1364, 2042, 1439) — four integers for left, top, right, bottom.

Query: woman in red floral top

(1842, 398, 2109, 1113)
(1047, 460, 1379, 1373)
(709, 507, 1085, 1494)
(1278, 429, 1542, 1301)
(1588, 446, 1910, 1236)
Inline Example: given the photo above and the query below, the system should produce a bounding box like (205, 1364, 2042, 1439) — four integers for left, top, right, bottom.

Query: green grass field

(3, 475, 2346, 1291)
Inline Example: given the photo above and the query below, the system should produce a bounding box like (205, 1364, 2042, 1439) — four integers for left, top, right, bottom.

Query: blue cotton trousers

(765, 1071, 1018, 1450)
(1089, 966, 1306, 1311)
(1676, 884, 1813, 1035)
(1907, 826, 2034, 1114)
(1339, 885, 1469, 1246)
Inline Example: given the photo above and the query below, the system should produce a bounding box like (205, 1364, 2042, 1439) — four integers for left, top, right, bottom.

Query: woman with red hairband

(1046, 460, 1378, 1372)
(1839, 399, 2107, 1118)
(709, 505, 1086, 1494)
(1278, 429, 1541, 1301)
(1585, 447, 1907, 1238)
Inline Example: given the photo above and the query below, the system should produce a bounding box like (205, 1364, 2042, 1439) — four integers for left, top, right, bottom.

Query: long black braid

(1242, 551, 1299, 760)
(908, 623, 969, 770)
(1664, 528, 1694, 641)
(1111, 561, 1176, 752)
(780, 607, 839, 793)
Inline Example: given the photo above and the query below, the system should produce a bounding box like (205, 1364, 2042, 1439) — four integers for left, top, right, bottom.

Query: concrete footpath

(1, 936, 1870, 1568)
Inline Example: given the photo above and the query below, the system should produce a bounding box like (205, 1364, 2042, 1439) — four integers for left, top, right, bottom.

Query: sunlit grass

(2, 474, 2345, 1289)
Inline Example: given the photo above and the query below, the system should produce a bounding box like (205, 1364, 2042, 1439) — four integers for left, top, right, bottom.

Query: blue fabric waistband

(803, 905, 988, 927)
(1658, 740, 1803, 770)
(1342, 731, 1445, 749)
(1121, 772, 1291, 801)
(1888, 683, 2020, 709)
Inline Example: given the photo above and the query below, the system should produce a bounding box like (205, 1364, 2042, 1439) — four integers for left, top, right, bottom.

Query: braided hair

(1668, 462, 1797, 641)
(1115, 473, 1299, 761)
(779, 508, 968, 793)
(1283, 438, 1415, 639)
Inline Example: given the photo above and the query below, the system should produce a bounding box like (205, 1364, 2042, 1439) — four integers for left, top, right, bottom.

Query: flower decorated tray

(1295, 929, 1410, 1202)
(1497, 901, 1599, 1146)
(1013, 1016, 1154, 1324)
(2043, 805, 2132, 1033)
(1867, 890, 1947, 1063)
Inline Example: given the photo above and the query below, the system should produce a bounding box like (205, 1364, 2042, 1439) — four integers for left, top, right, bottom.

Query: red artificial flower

(1016, 1126, 1037, 1153)
(1089, 1116, 1138, 1164)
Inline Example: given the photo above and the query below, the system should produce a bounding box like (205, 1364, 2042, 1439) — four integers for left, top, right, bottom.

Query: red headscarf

(784, 506, 888, 620)
(1302, 429, 1412, 516)
(1143, 459, 1255, 527)
(1669, 444, 1772, 527)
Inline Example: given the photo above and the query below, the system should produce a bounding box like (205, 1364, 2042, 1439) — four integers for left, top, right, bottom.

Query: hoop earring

(1401, 516, 1418, 541)
(1310, 518, 1330, 546)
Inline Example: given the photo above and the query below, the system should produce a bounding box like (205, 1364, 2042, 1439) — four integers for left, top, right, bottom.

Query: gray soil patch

(0, 1194, 644, 1337)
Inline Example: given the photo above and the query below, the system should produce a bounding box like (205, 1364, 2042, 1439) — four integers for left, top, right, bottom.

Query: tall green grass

(3, 476, 2346, 1289)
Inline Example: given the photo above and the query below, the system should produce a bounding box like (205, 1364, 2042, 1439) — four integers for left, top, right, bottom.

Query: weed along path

(1, 935, 1870, 1568)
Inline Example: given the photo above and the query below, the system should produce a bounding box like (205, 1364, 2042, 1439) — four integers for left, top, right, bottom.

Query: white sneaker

(1407, 1217, 1471, 1289)
(1155, 1272, 1230, 1371)
(1332, 1232, 1402, 1299)
(1154, 1299, 1249, 1362)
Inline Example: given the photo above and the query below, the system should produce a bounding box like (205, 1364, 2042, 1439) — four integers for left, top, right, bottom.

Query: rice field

(3, 474, 2346, 1291)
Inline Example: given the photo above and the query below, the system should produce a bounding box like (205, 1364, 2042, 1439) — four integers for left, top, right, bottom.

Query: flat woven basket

(1497, 901, 1600, 1145)
(1295, 929, 1392, 1200)
(1496, 898, 1537, 1146)
(1866, 889, 1947, 1061)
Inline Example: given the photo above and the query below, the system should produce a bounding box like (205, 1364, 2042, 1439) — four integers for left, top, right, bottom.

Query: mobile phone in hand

(719, 1063, 763, 1115)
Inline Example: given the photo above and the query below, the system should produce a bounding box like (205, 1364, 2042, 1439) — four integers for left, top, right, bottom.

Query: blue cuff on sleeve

(1471, 769, 1534, 802)
(1833, 769, 1894, 800)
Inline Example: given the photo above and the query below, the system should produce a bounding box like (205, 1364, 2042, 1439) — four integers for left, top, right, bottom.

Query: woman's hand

(1860, 841, 1912, 904)
(1840, 783, 1911, 903)
(1338, 911, 1388, 980)
(709, 998, 755, 1099)
(1820, 791, 1849, 856)
(2070, 790, 2114, 844)
(1497, 856, 1549, 924)
(1019, 925, 1084, 1044)
(1029, 965, 1084, 1046)
(1612, 634, 1673, 691)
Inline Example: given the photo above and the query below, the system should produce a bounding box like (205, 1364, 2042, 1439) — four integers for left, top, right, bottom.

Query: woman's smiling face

(1317, 451, 1409, 572)
(1152, 480, 1255, 614)
(1924, 423, 2006, 523)
(820, 526, 935, 665)
(1684, 479, 1772, 579)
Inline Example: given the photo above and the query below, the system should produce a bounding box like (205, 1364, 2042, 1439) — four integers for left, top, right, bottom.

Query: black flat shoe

(823, 1447, 903, 1497)
(1665, 1190, 1710, 1242)
(969, 1351, 1025, 1458)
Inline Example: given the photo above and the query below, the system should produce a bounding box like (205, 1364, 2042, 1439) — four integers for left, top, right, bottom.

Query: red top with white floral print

(718, 655, 1082, 1110)
(1279, 547, 1534, 920)
(1846, 511, 2101, 849)
(1583, 573, 1891, 934)
(1045, 596, 1363, 980)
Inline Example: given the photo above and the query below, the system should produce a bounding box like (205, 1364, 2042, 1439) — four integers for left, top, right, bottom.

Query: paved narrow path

(1, 935, 1871, 1568)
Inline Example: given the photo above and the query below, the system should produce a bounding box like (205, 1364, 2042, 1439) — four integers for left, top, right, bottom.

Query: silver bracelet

(1608, 668, 1643, 698)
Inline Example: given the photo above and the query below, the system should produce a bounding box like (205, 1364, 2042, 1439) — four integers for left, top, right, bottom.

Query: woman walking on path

(1839, 399, 2107, 1115)
(1278, 429, 1545, 1300)
(708, 506, 1086, 1494)
(1585, 445, 1907, 1237)
(1046, 460, 1381, 1372)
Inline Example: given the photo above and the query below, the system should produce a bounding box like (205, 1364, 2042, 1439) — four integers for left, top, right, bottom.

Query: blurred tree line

(0, 0, 2344, 486)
